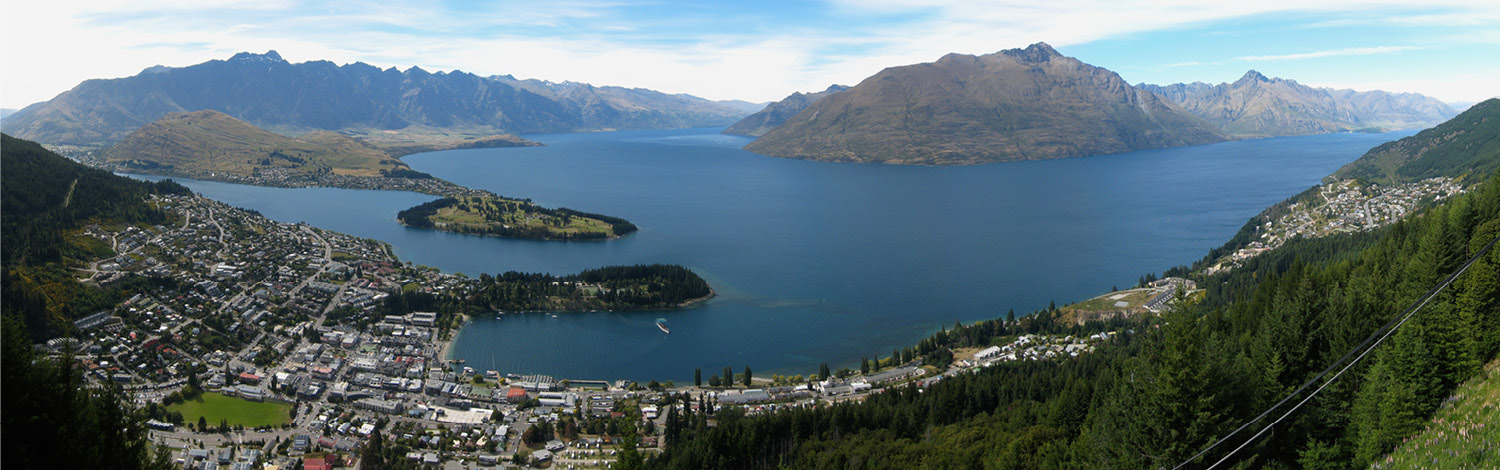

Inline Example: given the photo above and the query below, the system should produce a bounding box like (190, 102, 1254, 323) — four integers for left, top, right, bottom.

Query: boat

(656, 318, 670, 334)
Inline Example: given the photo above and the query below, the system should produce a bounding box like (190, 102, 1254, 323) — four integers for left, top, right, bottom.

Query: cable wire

(1172, 230, 1500, 470)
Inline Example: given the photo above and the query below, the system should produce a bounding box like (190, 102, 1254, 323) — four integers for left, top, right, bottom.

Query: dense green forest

(650, 172, 1500, 469)
(2, 316, 176, 469)
(468, 264, 713, 312)
(1, 133, 192, 339)
(397, 195, 638, 240)
(361, 264, 712, 330)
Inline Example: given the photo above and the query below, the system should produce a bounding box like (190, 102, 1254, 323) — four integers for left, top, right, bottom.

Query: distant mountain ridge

(2, 51, 754, 146)
(743, 43, 1228, 165)
(1137, 71, 1458, 138)
(722, 85, 850, 137)
(1331, 98, 1500, 184)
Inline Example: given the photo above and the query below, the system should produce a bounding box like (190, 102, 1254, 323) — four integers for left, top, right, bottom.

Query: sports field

(167, 392, 291, 428)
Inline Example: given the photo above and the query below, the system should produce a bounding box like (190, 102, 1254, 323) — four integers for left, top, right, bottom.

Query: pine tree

(362, 428, 388, 470)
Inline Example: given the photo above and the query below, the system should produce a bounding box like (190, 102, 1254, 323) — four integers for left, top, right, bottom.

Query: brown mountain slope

(723, 85, 849, 137)
(743, 43, 1227, 165)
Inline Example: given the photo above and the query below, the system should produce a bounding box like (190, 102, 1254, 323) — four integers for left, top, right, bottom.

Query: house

(354, 397, 405, 415)
(546, 439, 566, 452)
(531, 449, 553, 462)
(720, 389, 771, 405)
(236, 384, 265, 402)
(974, 346, 1004, 362)
(410, 312, 437, 327)
(537, 392, 577, 408)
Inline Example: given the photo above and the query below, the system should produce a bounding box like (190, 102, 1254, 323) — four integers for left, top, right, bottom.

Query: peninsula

(397, 195, 638, 241)
(85, 110, 538, 197)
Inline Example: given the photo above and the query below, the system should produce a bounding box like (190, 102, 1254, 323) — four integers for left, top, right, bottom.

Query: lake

(133, 127, 1412, 382)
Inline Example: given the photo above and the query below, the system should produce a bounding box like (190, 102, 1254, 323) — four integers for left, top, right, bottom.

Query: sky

(2, 1, 1498, 110)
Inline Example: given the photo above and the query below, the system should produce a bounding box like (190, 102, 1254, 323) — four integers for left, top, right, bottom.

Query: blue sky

(2, 0, 1498, 109)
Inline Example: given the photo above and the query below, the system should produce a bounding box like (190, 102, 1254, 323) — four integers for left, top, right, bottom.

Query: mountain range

(1137, 71, 1458, 138)
(722, 85, 849, 137)
(743, 43, 1228, 165)
(1, 51, 754, 146)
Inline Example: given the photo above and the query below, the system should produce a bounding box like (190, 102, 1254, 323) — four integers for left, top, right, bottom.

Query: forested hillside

(2, 134, 192, 339)
(1, 135, 193, 469)
(1333, 98, 1500, 184)
(650, 172, 1500, 468)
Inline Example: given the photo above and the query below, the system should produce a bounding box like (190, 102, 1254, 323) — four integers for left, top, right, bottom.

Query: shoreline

(441, 288, 715, 366)
(109, 168, 492, 198)
(676, 288, 717, 308)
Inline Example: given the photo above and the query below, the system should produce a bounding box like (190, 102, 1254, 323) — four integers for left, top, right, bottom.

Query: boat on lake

(656, 318, 670, 334)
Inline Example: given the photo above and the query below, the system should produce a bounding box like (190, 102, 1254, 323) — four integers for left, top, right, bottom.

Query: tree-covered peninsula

(397, 195, 637, 241)
(373, 264, 713, 321)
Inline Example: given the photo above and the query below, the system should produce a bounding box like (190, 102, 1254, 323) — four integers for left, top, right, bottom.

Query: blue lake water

(133, 127, 1413, 382)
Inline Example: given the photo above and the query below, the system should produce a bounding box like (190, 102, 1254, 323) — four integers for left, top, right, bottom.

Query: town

(1208, 177, 1465, 274)
(50, 193, 1129, 470)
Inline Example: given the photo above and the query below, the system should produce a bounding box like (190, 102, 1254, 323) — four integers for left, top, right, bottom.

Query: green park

(166, 392, 293, 429)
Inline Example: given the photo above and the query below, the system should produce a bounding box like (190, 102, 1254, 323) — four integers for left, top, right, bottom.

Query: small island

(397, 195, 638, 241)
(468, 264, 715, 312)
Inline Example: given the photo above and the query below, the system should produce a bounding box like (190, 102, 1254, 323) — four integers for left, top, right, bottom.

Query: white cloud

(3, 0, 1500, 109)
(1236, 46, 1424, 62)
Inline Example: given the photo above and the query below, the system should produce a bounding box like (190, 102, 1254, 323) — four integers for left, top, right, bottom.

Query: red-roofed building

(506, 387, 528, 403)
(238, 372, 262, 384)
(303, 453, 335, 470)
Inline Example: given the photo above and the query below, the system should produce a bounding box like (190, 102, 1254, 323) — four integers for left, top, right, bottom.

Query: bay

(132, 127, 1413, 382)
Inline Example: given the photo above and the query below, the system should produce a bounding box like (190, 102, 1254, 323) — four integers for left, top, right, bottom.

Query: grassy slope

(1378, 357, 1500, 469)
(166, 392, 291, 428)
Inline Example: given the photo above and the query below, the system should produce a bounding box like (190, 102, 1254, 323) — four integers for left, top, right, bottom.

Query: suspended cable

(1172, 230, 1500, 470)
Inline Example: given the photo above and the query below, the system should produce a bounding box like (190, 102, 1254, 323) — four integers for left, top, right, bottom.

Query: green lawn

(167, 392, 292, 428)
(1064, 289, 1153, 312)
